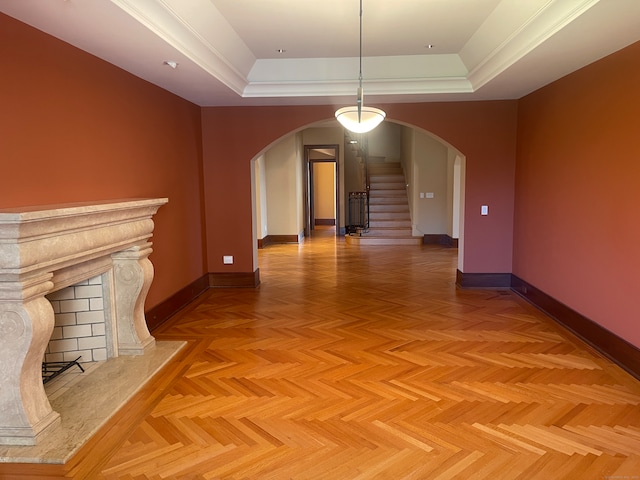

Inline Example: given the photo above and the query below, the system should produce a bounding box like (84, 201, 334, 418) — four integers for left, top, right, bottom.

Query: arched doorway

(201, 102, 516, 286)
(251, 121, 466, 271)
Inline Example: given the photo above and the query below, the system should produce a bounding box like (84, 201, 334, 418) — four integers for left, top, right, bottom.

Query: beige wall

(368, 122, 403, 162)
(410, 131, 449, 235)
(448, 152, 464, 240)
(264, 134, 303, 236)
(400, 127, 414, 219)
(313, 162, 336, 221)
(254, 154, 268, 240)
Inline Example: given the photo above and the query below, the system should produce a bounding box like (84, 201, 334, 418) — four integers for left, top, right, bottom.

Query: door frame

(304, 144, 340, 237)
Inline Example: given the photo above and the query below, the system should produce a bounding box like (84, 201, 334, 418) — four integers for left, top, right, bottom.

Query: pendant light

(335, 0, 385, 133)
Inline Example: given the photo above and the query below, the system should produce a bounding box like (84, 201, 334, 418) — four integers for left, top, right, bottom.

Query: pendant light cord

(357, 0, 363, 122)
(359, 0, 363, 89)
(334, 0, 385, 133)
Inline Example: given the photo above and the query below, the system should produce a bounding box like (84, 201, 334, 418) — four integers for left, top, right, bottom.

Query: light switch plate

(481, 205, 488, 215)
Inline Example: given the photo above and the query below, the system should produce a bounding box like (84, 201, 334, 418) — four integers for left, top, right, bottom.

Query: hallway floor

(3, 228, 640, 478)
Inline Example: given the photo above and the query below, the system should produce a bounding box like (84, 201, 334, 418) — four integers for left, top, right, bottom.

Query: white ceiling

(2, 0, 640, 107)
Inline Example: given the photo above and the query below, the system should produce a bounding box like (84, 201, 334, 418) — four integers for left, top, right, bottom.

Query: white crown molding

(245, 54, 471, 97)
(108, 0, 606, 101)
(463, 0, 601, 90)
(243, 77, 474, 99)
(248, 54, 468, 82)
(110, 0, 253, 95)
(5, 0, 633, 105)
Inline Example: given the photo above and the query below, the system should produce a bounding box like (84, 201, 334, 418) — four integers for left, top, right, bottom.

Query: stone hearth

(0, 199, 167, 446)
(0, 340, 185, 464)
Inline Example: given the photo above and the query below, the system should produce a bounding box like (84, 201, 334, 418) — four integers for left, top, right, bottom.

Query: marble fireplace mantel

(0, 198, 168, 446)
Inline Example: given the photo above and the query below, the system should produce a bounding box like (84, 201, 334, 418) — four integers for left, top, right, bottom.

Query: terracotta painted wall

(201, 106, 333, 273)
(386, 102, 518, 273)
(201, 100, 517, 275)
(514, 41, 640, 348)
(0, 13, 207, 309)
(0, 12, 519, 311)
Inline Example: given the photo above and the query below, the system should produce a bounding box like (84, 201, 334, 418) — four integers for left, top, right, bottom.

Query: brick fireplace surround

(0, 199, 168, 446)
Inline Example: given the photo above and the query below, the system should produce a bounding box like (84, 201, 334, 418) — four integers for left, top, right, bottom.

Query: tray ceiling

(1, 0, 639, 106)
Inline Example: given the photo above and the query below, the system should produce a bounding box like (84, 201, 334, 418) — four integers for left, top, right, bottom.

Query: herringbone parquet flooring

(4, 227, 640, 479)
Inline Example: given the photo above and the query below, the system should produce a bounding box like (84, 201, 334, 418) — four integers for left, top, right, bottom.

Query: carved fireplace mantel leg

(0, 273, 61, 445)
(112, 243, 156, 355)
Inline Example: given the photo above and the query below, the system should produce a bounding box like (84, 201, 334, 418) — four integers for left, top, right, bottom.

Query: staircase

(346, 162, 422, 246)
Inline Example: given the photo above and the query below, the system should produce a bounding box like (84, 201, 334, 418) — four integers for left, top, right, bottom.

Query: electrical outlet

(223, 255, 233, 265)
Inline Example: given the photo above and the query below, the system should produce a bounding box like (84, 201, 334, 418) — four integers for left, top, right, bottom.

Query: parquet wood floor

(2, 227, 639, 479)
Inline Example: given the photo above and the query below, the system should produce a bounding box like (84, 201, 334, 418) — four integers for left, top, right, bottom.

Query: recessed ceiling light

(163, 60, 178, 69)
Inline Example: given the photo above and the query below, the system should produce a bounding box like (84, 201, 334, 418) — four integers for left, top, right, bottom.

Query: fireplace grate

(42, 357, 85, 384)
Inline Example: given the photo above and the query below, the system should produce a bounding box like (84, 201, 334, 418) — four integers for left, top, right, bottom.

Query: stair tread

(367, 231, 413, 236)
(355, 166, 418, 245)
(369, 191, 407, 196)
(370, 212, 410, 217)
(369, 221, 411, 224)
(360, 235, 416, 239)
(369, 205, 409, 210)
(367, 226, 412, 229)
(370, 176, 405, 182)
(346, 235, 423, 246)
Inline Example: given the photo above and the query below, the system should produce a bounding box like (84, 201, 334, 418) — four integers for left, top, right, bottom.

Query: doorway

(304, 145, 339, 237)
